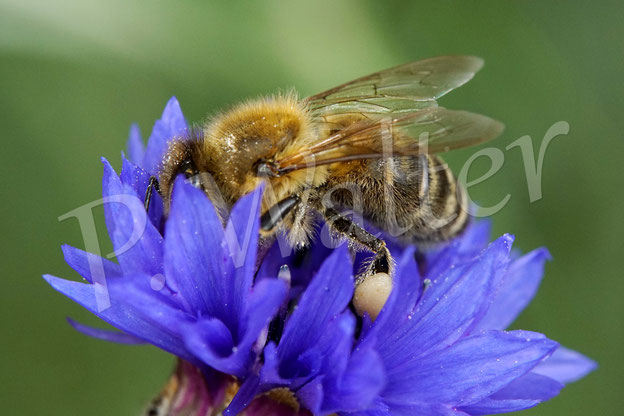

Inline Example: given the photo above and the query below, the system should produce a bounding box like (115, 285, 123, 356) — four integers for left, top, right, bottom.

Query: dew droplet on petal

(150, 274, 166, 291)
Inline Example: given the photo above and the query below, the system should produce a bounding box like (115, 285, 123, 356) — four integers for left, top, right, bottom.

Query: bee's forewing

(275, 107, 503, 172)
(389, 107, 504, 154)
(306, 55, 484, 117)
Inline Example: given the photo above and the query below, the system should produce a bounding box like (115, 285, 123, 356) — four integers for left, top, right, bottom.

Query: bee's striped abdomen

(322, 154, 470, 245)
(419, 154, 469, 242)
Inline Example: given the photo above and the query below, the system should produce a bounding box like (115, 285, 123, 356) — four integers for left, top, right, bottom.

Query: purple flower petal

(224, 375, 261, 416)
(62, 244, 122, 283)
(318, 328, 385, 414)
(126, 123, 145, 167)
(102, 158, 163, 276)
(263, 245, 354, 385)
(297, 312, 355, 414)
(459, 373, 563, 415)
(257, 236, 334, 290)
(183, 318, 237, 372)
(167, 181, 286, 377)
(143, 97, 188, 175)
(120, 157, 164, 230)
(424, 220, 492, 272)
(476, 248, 551, 331)
(451, 219, 492, 255)
(223, 185, 265, 323)
(44, 274, 196, 363)
(183, 278, 286, 378)
(240, 277, 288, 354)
(255, 247, 360, 416)
(369, 402, 470, 416)
(66, 318, 146, 345)
(225, 184, 263, 272)
(381, 330, 558, 408)
(164, 177, 227, 315)
(297, 377, 325, 414)
(532, 346, 597, 384)
(375, 236, 512, 364)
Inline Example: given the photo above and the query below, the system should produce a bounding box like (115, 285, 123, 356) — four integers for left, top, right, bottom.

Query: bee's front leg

(144, 176, 161, 212)
(260, 194, 301, 232)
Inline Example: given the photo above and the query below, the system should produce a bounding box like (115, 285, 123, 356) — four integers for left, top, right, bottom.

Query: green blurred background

(1, 0, 622, 415)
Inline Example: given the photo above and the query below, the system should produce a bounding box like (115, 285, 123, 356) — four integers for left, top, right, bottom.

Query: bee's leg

(144, 176, 161, 212)
(260, 194, 301, 231)
(323, 207, 392, 282)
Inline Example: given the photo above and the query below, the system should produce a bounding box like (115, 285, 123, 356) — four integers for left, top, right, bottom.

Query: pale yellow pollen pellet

(353, 272, 393, 321)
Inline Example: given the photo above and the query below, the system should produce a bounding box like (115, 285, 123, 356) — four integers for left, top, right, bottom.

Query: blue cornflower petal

(532, 346, 597, 384)
(183, 277, 286, 378)
(313, 320, 385, 414)
(43, 273, 197, 363)
(476, 247, 551, 331)
(126, 123, 145, 167)
(102, 158, 163, 277)
(241, 277, 289, 354)
(66, 318, 146, 345)
(458, 372, 563, 415)
(355, 234, 571, 415)
(375, 236, 512, 364)
(224, 182, 264, 275)
(296, 312, 357, 414)
(229, 246, 377, 414)
(251, 245, 384, 415)
(262, 245, 354, 387)
(224, 374, 262, 415)
(61, 244, 122, 283)
(48, 165, 287, 386)
(257, 235, 333, 291)
(142, 96, 188, 175)
(184, 318, 237, 368)
(448, 219, 492, 255)
(166, 178, 286, 377)
(120, 157, 164, 230)
(381, 330, 557, 409)
(164, 176, 228, 314)
(424, 220, 493, 271)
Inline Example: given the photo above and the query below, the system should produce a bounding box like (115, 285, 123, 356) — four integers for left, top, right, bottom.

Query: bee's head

(158, 137, 230, 221)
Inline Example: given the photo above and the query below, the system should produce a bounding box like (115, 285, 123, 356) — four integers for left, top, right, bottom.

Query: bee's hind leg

(322, 207, 393, 284)
(323, 207, 394, 320)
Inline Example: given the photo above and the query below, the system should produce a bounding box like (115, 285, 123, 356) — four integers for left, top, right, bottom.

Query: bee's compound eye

(178, 158, 201, 188)
(179, 159, 194, 177)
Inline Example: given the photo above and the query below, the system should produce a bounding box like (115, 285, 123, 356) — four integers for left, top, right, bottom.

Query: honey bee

(146, 56, 503, 277)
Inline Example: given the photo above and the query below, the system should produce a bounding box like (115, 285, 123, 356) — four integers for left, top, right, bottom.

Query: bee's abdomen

(417, 155, 469, 242)
(323, 155, 469, 244)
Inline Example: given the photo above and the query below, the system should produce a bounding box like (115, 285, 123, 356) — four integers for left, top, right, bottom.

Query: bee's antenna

(144, 176, 161, 212)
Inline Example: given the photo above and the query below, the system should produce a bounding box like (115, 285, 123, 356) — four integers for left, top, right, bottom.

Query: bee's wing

(306, 56, 484, 118)
(274, 107, 503, 173)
